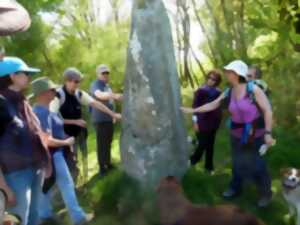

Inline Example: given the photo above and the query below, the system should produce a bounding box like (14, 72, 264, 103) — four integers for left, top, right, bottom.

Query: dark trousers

(229, 135, 272, 197)
(94, 122, 114, 173)
(73, 129, 88, 182)
(190, 130, 217, 171)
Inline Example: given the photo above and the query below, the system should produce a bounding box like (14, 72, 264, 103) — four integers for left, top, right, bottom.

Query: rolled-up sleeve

(49, 97, 60, 113)
(80, 91, 94, 106)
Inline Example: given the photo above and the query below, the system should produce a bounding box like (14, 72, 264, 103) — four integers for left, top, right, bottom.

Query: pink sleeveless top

(228, 92, 265, 138)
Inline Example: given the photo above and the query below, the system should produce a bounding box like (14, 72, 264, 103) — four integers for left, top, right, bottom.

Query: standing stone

(121, 0, 189, 188)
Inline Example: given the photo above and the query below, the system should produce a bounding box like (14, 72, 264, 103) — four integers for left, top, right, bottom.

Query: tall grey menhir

(121, 0, 189, 188)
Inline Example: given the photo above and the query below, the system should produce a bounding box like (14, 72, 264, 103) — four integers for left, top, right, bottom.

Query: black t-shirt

(58, 86, 83, 137)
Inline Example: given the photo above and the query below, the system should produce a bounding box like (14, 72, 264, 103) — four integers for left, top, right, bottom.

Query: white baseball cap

(224, 60, 248, 78)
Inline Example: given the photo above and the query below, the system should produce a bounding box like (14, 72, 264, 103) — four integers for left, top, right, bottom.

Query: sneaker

(257, 195, 272, 208)
(74, 213, 94, 225)
(222, 188, 239, 199)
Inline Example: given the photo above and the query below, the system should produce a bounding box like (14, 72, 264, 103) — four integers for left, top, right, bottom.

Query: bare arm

(254, 86, 272, 131)
(0, 167, 16, 207)
(90, 100, 118, 118)
(63, 119, 83, 125)
(94, 90, 113, 101)
(254, 86, 275, 146)
(47, 136, 74, 148)
(94, 90, 123, 101)
(181, 93, 225, 114)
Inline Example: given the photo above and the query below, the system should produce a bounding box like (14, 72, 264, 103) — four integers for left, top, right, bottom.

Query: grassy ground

(56, 124, 300, 225)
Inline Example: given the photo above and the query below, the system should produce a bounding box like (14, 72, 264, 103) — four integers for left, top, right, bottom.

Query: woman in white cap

(0, 57, 50, 225)
(182, 60, 275, 207)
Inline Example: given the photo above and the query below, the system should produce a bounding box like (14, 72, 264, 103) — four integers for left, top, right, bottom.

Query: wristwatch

(264, 130, 272, 135)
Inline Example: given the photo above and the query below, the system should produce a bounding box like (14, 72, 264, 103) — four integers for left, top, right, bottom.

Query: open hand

(181, 107, 194, 114)
(75, 119, 87, 128)
(3, 187, 16, 207)
(264, 134, 276, 147)
(113, 93, 123, 101)
(66, 137, 75, 146)
(113, 113, 122, 121)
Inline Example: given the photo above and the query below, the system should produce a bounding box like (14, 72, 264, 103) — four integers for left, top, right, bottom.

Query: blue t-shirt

(89, 80, 114, 123)
(33, 105, 66, 152)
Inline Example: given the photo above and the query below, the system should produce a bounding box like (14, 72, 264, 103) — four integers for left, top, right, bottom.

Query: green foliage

(0, 0, 130, 93)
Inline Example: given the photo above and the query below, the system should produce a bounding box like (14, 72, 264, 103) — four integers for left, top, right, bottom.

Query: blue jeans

(4, 167, 43, 225)
(39, 151, 86, 224)
(229, 135, 272, 197)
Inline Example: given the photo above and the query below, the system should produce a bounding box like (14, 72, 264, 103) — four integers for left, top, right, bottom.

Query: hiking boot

(99, 168, 107, 178)
(39, 216, 60, 225)
(106, 164, 116, 172)
(222, 188, 240, 199)
(74, 213, 94, 225)
(205, 170, 215, 175)
(257, 195, 272, 208)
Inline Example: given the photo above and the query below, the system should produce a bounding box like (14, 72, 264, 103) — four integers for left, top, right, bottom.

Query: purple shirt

(192, 85, 222, 132)
(228, 92, 264, 138)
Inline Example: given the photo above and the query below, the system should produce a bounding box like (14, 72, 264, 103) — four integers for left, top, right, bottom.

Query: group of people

(0, 56, 122, 225)
(0, 54, 275, 225)
(182, 60, 275, 208)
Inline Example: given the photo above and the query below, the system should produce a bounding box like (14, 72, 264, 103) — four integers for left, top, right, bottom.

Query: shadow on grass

(79, 169, 160, 225)
(75, 166, 293, 225)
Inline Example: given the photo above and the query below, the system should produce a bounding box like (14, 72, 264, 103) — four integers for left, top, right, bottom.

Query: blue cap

(0, 56, 40, 77)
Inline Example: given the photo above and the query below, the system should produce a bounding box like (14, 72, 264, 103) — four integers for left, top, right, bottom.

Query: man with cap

(90, 64, 123, 177)
(182, 60, 275, 207)
(32, 77, 93, 225)
(0, 57, 50, 225)
(50, 67, 121, 182)
(247, 66, 270, 96)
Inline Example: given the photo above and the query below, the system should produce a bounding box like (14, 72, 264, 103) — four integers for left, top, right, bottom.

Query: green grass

(58, 125, 300, 225)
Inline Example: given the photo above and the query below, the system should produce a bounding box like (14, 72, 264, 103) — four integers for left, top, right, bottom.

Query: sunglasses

(67, 79, 81, 84)
(16, 71, 31, 76)
(102, 72, 110, 76)
(207, 76, 217, 82)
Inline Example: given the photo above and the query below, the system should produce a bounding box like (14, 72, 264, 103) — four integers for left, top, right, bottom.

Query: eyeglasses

(247, 74, 254, 79)
(102, 72, 110, 76)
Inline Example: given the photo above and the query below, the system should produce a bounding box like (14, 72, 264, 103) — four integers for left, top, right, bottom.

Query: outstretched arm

(47, 136, 75, 148)
(90, 100, 121, 120)
(181, 92, 225, 114)
(81, 91, 121, 120)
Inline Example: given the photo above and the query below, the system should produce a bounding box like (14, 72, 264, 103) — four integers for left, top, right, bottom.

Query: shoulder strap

(246, 81, 256, 104)
(222, 87, 231, 109)
(56, 87, 66, 107)
(75, 89, 82, 102)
